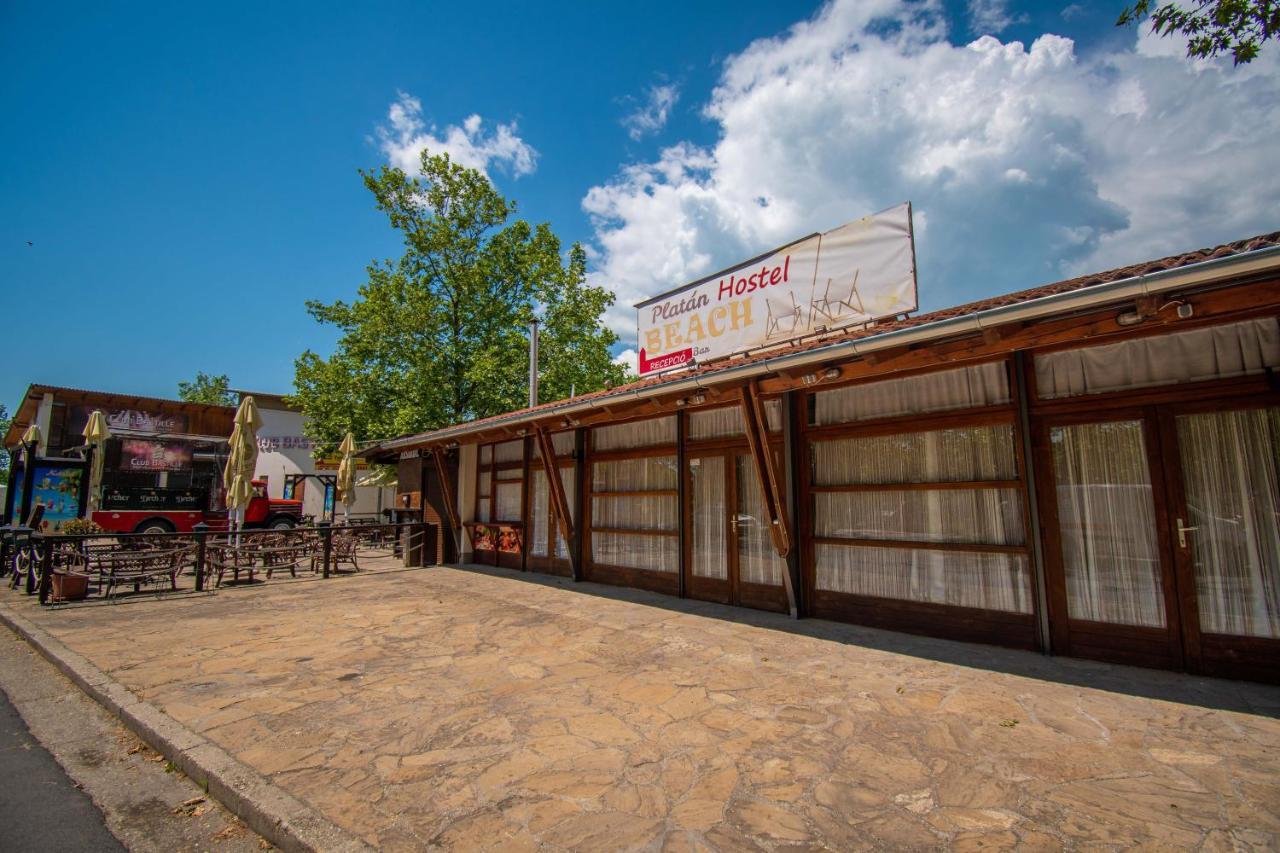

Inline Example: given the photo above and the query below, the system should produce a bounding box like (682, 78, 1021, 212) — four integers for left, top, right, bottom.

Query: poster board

(635, 202, 917, 375)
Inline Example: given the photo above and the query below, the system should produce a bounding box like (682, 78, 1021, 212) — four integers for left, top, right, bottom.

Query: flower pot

(51, 572, 90, 602)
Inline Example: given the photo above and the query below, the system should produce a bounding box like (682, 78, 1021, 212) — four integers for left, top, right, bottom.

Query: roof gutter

(376, 244, 1280, 452)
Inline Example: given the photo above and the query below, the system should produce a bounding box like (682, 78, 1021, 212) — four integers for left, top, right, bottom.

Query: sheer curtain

(555, 467, 575, 560)
(687, 400, 784, 441)
(811, 426, 1017, 485)
(736, 456, 786, 586)
(811, 422, 1028, 612)
(530, 470, 549, 557)
(1177, 407, 1280, 638)
(1051, 420, 1165, 627)
(590, 455, 678, 573)
(593, 416, 676, 451)
(813, 362, 1010, 426)
(815, 545, 1031, 612)
(691, 456, 728, 579)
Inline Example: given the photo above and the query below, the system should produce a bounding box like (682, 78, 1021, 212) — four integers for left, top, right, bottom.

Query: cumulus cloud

(611, 347, 640, 376)
(376, 92, 537, 179)
(622, 83, 680, 140)
(583, 0, 1280, 344)
(968, 0, 1026, 34)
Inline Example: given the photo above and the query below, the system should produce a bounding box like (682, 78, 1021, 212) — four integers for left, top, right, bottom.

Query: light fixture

(562, 416, 579, 428)
(821, 367, 841, 382)
(1116, 310, 1144, 327)
(689, 391, 707, 406)
(675, 397, 688, 407)
(800, 372, 820, 385)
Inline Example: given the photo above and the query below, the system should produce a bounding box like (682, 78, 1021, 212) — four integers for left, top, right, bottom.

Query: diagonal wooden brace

(430, 447, 461, 543)
(534, 426, 576, 564)
(738, 380, 792, 558)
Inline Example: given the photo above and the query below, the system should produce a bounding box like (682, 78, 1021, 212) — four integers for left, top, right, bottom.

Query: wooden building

(369, 233, 1280, 682)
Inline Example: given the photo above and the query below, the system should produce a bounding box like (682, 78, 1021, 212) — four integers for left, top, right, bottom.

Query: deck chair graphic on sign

(764, 291, 803, 340)
(809, 269, 865, 328)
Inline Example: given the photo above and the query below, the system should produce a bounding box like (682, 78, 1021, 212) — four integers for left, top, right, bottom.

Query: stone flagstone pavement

(9, 560, 1280, 850)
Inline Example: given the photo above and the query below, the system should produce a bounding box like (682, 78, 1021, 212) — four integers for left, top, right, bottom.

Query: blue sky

(2, 0, 1276, 411)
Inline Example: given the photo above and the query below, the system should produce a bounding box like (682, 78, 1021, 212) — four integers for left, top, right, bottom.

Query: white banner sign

(635, 202, 917, 375)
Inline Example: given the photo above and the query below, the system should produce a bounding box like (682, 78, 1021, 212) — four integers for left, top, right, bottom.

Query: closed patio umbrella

(20, 423, 41, 450)
(336, 432, 357, 522)
(223, 396, 262, 536)
(82, 410, 111, 514)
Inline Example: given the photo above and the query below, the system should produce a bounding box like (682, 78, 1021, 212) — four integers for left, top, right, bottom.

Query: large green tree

(177, 372, 236, 406)
(1118, 0, 1277, 64)
(291, 151, 625, 451)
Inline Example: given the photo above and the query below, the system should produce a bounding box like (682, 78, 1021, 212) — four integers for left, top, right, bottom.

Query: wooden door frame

(683, 447, 734, 606)
(1155, 392, 1280, 681)
(682, 446, 790, 613)
(1031, 405, 1186, 670)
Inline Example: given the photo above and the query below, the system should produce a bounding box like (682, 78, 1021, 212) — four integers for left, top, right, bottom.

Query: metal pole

(318, 520, 332, 579)
(528, 319, 539, 408)
(193, 522, 208, 592)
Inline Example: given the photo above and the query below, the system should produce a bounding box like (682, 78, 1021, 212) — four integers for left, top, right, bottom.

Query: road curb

(0, 600, 373, 853)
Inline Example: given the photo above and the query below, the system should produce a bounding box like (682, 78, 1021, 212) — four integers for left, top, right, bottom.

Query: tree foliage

(177, 372, 236, 406)
(290, 151, 625, 452)
(1118, 0, 1278, 64)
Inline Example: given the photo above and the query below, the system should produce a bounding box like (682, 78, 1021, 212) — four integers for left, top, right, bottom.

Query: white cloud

(1060, 3, 1085, 21)
(968, 0, 1027, 34)
(582, 0, 1280, 345)
(611, 347, 640, 375)
(376, 92, 537, 179)
(622, 83, 680, 140)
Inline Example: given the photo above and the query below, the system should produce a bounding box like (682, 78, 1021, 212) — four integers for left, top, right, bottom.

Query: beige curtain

(1051, 420, 1166, 627)
(1177, 407, 1280, 638)
(1035, 317, 1280, 400)
(691, 456, 727, 579)
(736, 456, 786, 586)
(813, 362, 1010, 426)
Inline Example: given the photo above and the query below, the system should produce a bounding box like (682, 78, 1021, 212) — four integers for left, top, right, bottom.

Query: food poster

(30, 464, 84, 532)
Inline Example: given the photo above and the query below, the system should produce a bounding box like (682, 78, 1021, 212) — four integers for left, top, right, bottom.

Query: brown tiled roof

(377, 230, 1280, 449)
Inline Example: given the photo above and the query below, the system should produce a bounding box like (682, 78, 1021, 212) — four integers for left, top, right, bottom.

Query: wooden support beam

(738, 378, 792, 559)
(430, 447, 461, 547)
(534, 426, 576, 576)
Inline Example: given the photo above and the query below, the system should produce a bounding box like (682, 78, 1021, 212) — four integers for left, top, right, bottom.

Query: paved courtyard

(8, 560, 1280, 850)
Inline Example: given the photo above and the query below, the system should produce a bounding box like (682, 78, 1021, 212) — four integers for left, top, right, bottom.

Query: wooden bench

(92, 547, 192, 599)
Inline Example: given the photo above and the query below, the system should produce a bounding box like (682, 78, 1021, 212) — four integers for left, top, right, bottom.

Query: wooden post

(193, 522, 209, 593)
(318, 520, 332, 579)
(738, 379, 793, 558)
(533, 427, 576, 576)
(571, 428, 585, 582)
(431, 447, 461, 560)
(780, 390, 803, 618)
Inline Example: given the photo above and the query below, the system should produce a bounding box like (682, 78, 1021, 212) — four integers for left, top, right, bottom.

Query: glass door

(1161, 402, 1280, 681)
(1038, 412, 1185, 668)
(685, 450, 789, 612)
(733, 454, 789, 612)
(688, 452, 731, 604)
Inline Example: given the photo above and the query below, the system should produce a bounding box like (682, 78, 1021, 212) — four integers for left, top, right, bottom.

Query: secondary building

(367, 232, 1280, 683)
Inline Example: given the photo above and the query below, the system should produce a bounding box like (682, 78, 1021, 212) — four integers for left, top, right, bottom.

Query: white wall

(252, 406, 391, 520)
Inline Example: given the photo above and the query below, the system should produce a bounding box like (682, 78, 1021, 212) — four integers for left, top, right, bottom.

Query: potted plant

(50, 518, 105, 601)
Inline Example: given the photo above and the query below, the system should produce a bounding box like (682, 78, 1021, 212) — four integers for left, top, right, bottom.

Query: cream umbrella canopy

(223, 396, 263, 533)
(20, 423, 41, 450)
(336, 432, 357, 522)
(82, 410, 111, 514)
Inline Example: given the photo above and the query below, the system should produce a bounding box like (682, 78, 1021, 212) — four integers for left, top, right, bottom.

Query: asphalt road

(0, 686, 125, 853)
